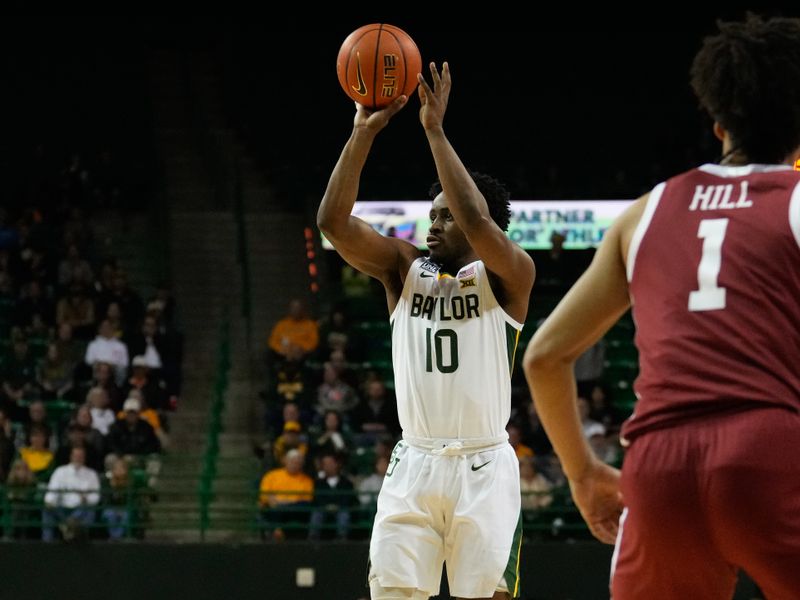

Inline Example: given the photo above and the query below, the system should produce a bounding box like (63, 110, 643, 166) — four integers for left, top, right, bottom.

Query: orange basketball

(336, 24, 422, 110)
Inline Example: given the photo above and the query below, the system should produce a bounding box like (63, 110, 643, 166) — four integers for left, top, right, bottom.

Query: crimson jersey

(622, 163, 800, 442)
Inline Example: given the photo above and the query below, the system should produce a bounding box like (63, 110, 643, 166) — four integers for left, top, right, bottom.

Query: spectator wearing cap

(119, 389, 167, 449)
(272, 420, 308, 466)
(106, 397, 160, 469)
(125, 355, 167, 411)
(85, 319, 129, 386)
(42, 446, 100, 542)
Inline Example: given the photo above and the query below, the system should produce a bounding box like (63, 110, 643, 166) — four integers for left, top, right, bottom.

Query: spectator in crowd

(90, 362, 124, 412)
(126, 356, 167, 411)
(102, 457, 132, 541)
(272, 420, 308, 466)
(62, 207, 94, 256)
(73, 406, 106, 465)
(268, 299, 319, 361)
(106, 397, 161, 469)
(85, 319, 129, 386)
(125, 315, 165, 371)
(589, 384, 621, 430)
(327, 348, 359, 389)
(98, 271, 144, 335)
(310, 410, 352, 464)
(57, 244, 93, 289)
(4, 459, 38, 539)
(146, 282, 177, 329)
(127, 311, 182, 409)
(121, 390, 166, 446)
(14, 280, 53, 329)
(94, 262, 117, 298)
(42, 445, 100, 541)
(259, 448, 314, 541)
(318, 308, 353, 357)
(574, 339, 606, 398)
(308, 453, 356, 541)
(2, 335, 38, 417)
(578, 396, 606, 441)
(358, 455, 389, 508)
(105, 302, 125, 339)
(87, 387, 115, 436)
(508, 422, 534, 461)
(518, 400, 553, 456)
(37, 343, 74, 400)
(22, 400, 53, 447)
(519, 457, 554, 511)
(54, 322, 85, 374)
(55, 423, 104, 473)
(315, 362, 358, 419)
(268, 345, 313, 407)
(19, 424, 54, 477)
(350, 379, 400, 440)
(56, 284, 95, 340)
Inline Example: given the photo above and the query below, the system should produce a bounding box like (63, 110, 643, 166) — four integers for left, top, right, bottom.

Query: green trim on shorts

(503, 511, 523, 598)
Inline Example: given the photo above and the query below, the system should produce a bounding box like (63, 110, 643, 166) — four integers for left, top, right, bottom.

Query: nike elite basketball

(336, 24, 422, 110)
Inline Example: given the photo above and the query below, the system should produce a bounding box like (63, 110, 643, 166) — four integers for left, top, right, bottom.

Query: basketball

(336, 24, 422, 110)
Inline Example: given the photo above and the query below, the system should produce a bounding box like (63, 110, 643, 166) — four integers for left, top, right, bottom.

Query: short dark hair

(429, 170, 512, 232)
(690, 14, 800, 163)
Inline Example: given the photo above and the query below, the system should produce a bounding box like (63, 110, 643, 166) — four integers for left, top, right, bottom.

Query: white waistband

(402, 434, 509, 455)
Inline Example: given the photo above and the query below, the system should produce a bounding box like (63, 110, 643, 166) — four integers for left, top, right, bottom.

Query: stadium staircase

(146, 47, 310, 540)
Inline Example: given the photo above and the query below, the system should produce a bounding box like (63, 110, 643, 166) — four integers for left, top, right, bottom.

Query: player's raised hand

(418, 61, 451, 131)
(353, 95, 408, 133)
(569, 459, 624, 545)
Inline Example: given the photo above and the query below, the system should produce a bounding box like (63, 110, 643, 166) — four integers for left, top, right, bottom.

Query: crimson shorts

(611, 406, 800, 599)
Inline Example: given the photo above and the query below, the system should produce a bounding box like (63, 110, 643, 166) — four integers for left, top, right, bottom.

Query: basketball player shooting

(318, 62, 535, 600)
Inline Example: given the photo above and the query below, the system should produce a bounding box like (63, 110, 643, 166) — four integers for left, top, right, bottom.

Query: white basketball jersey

(390, 257, 523, 440)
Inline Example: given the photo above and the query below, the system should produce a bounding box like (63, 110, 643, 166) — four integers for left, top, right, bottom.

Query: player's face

(427, 193, 469, 264)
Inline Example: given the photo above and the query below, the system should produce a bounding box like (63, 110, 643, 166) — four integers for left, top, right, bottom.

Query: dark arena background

(0, 12, 787, 600)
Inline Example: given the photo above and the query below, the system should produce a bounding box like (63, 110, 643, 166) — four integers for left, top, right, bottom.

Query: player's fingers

(383, 95, 408, 117)
(417, 84, 426, 104)
(355, 102, 372, 117)
(442, 61, 451, 88)
(429, 61, 441, 89)
(417, 72, 433, 95)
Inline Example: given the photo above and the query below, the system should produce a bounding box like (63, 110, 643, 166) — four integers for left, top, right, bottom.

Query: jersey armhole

(389, 257, 423, 324)
(626, 182, 666, 282)
(479, 261, 524, 330)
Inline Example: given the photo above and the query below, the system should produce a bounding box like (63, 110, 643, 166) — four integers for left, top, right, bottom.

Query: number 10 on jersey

(425, 327, 459, 373)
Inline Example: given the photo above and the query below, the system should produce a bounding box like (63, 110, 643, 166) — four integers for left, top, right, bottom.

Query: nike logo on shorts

(471, 460, 492, 471)
(420, 272, 434, 278)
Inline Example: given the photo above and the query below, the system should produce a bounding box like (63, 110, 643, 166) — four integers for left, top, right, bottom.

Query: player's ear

(712, 121, 726, 142)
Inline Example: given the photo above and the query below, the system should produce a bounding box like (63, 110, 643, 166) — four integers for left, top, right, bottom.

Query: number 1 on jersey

(425, 327, 459, 373)
(689, 218, 729, 312)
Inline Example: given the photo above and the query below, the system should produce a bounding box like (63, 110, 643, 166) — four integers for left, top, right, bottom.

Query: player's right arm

(317, 97, 421, 289)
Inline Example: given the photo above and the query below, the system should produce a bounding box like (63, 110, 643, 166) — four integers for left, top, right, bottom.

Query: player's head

(427, 170, 511, 264)
(690, 14, 800, 164)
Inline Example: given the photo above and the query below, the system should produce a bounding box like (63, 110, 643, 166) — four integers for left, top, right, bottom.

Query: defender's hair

(690, 14, 800, 163)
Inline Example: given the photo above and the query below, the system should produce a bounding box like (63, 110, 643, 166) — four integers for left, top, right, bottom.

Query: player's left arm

(418, 62, 535, 305)
(522, 195, 647, 543)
